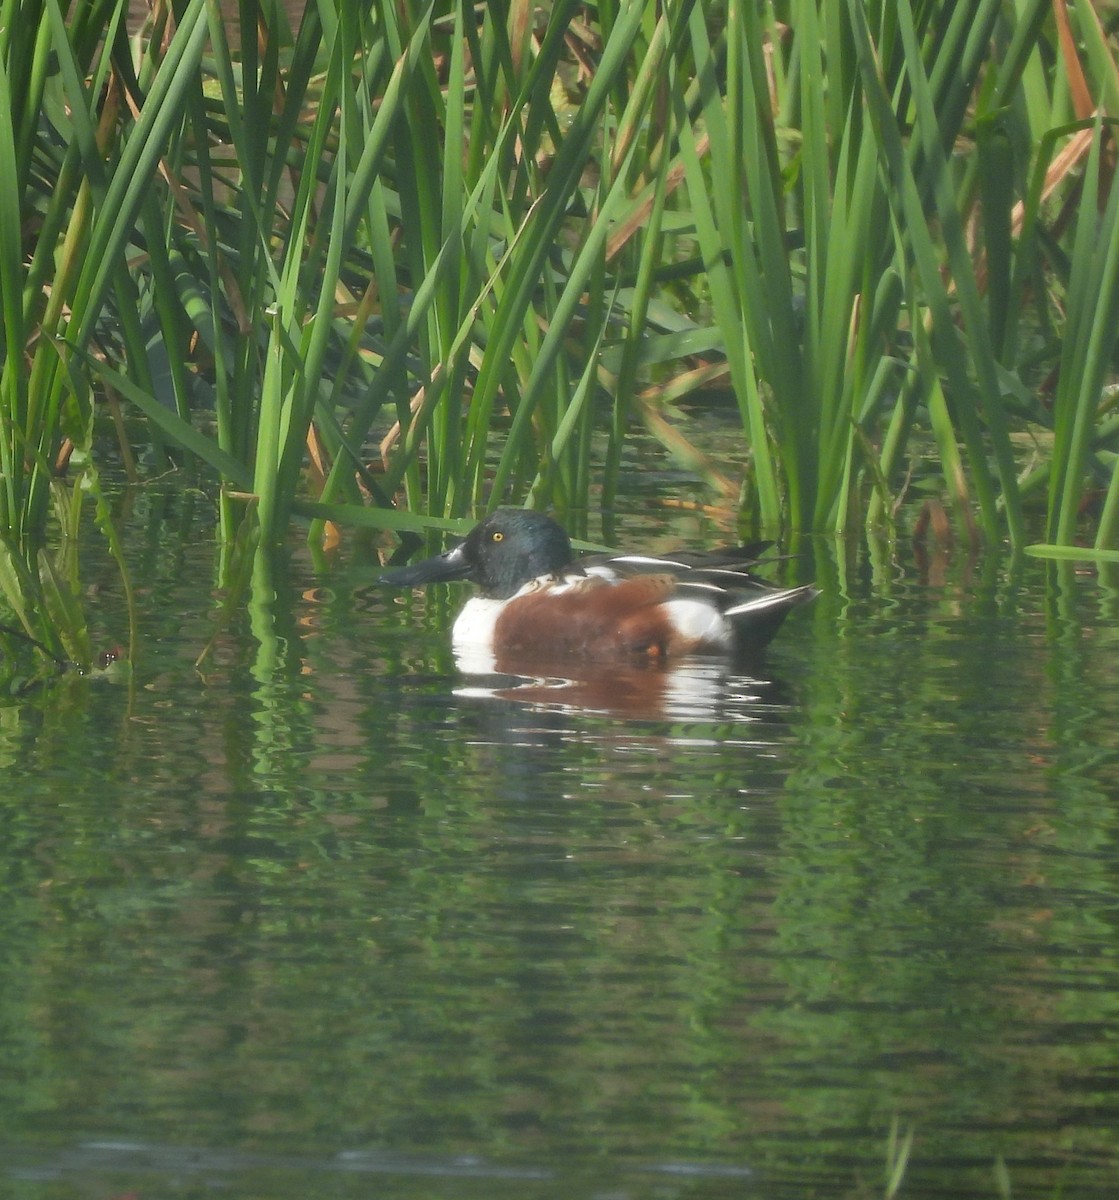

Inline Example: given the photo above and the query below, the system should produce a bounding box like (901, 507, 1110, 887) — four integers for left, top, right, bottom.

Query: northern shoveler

(381, 509, 818, 673)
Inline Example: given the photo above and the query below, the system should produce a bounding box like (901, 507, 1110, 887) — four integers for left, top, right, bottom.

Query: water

(1, 494, 1118, 1199)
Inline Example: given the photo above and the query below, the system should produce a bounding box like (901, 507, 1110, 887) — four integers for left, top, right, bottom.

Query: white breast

(451, 596, 506, 673)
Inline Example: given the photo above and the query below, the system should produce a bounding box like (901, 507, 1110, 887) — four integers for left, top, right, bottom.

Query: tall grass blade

(1047, 118, 1119, 547)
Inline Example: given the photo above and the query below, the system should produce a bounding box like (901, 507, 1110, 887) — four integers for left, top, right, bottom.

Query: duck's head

(381, 509, 575, 599)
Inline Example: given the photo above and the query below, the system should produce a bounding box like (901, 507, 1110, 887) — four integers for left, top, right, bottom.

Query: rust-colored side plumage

(493, 575, 687, 661)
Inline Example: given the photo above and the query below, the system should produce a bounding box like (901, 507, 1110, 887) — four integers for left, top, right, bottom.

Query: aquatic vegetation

(2, 0, 1118, 654)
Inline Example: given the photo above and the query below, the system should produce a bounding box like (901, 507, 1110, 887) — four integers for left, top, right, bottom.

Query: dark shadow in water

(4, 1138, 756, 1198)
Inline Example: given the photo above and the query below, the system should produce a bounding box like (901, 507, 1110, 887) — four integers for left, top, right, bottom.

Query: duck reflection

(453, 645, 791, 723)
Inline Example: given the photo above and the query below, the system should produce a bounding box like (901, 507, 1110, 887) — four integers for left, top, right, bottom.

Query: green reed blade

(79, 354, 252, 490)
(1025, 543, 1119, 564)
(1095, 453, 1119, 553)
(670, 18, 777, 530)
(846, 0, 1018, 547)
(460, 0, 645, 507)
(1048, 119, 1119, 547)
(66, 0, 210, 351)
(0, 55, 25, 519)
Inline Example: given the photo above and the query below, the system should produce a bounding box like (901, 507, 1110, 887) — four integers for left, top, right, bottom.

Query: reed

(2, 0, 1118, 658)
(0, 0, 199, 662)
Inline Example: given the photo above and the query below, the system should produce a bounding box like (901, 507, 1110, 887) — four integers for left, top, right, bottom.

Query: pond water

(2, 484, 1118, 1200)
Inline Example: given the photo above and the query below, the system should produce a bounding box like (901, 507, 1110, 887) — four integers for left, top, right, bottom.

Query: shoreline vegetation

(2, 0, 1118, 665)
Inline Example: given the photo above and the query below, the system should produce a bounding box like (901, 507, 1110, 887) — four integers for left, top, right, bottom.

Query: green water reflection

(1, 503, 1117, 1199)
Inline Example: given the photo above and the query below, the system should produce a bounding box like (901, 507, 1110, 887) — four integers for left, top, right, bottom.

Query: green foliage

(2, 0, 1119, 655)
(0, 0, 200, 661)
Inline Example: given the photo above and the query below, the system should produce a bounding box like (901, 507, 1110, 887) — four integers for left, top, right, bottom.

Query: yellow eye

(492, 531, 504, 542)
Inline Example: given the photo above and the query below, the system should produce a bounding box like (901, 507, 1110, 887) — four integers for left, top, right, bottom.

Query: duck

(381, 508, 818, 673)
